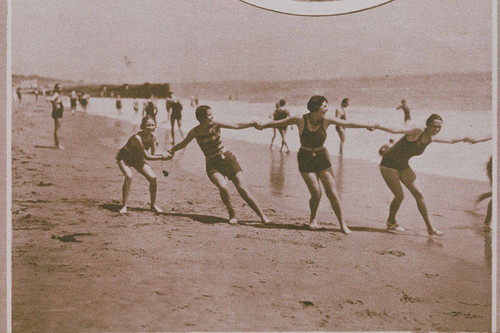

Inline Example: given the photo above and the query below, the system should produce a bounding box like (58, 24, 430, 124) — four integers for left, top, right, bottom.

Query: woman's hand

(252, 121, 264, 130)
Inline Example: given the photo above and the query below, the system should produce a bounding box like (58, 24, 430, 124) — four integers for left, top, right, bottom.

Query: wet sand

(12, 101, 492, 332)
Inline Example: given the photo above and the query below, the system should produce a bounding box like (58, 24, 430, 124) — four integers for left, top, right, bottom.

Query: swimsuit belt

(300, 146, 325, 152)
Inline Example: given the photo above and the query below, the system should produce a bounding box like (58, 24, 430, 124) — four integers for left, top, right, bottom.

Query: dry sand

(12, 101, 492, 332)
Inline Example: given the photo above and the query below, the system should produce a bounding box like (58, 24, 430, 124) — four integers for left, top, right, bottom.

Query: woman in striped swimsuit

(260, 95, 377, 233)
(168, 105, 270, 225)
(376, 114, 489, 236)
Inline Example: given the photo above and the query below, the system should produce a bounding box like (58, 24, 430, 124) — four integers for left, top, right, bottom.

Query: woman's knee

(393, 192, 404, 202)
(124, 174, 133, 184)
(310, 189, 322, 201)
(148, 176, 157, 185)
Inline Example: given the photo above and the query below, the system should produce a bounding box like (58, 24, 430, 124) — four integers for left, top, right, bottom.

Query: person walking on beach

(115, 95, 123, 116)
(70, 90, 78, 115)
(335, 98, 350, 155)
(258, 95, 377, 233)
(269, 99, 291, 153)
(376, 114, 490, 235)
(168, 105, 271, 225)
(48, 83, 65, 149)
(396, 99, 411, 126)
(116, 115, 172, 215)
(167, 92, 185, 145)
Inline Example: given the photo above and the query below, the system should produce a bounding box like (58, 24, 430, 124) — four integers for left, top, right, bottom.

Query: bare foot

(229, 217, 238, 225)
(151, 205, 163, 214)
(56, 145, 65, 150)
(428, 229, 444, 236)
(340, 222, 352, 235)
(309, 219, 320, 230)
(119, 206, 128, 214)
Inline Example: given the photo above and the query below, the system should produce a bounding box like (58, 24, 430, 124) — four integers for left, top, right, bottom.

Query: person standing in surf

(167, 92, 185, 145)
(396, 99, 411, 126)
(168, 105, 271, 225)
(376, 114, 490, 235)
(115, 95, 123, 116)
(269, 99, 291, 153)
(335, 98, 350, 155)
(258, 95, 377, 233)
(116, 116, 172, 215)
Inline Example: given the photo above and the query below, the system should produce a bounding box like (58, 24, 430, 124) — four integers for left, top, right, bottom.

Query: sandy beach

(11, 100, 492, 332)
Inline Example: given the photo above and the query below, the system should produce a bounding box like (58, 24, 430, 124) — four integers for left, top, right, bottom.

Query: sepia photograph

(8, 0, 496, 331)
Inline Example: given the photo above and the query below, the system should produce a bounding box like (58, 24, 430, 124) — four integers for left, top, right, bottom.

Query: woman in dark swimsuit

(260, 95, 376, 233)
(376, 114, 488, 235)
(167, 92, 185, 145)
(169, 105, 270, 225)
(269, 99, 291, 152)
(335, 98, 349, 155)
(116, 116, 171, 215)
(48, 83, 65, 149)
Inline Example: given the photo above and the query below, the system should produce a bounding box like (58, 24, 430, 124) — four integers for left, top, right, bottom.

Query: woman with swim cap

(168, 105, 270, 225)
(376, 114, 489, 235)
(259, 95, 377, 233)
(116, 116, 171, 215)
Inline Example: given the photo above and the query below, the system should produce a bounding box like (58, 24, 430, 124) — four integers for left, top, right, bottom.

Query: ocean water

(81, 94, 492, 182)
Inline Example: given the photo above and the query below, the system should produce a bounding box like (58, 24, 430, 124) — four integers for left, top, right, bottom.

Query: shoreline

(11, 101, 492, 331)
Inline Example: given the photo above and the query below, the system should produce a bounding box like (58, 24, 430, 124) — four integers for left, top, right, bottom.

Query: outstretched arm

(214, 121, 257, 130)
(325, 116, 377, 129)
(261, 116, 300, 129)
(131, 135, 170, 161)
(169, 129, 196, 154)
(432, 137, 467, 144)
(375, 125, 419, 135)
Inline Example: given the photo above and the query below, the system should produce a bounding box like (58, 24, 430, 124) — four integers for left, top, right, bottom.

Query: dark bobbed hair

(140, 115, 154, 130)
(426, 114, 443, 127)
(341, 98, 349, 106)
(195, 105, 212, 122)
(279, 99, 286, 107)
(307, 95, 328, 112)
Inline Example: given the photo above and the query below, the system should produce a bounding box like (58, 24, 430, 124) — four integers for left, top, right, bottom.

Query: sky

(11, 0, 493, 84)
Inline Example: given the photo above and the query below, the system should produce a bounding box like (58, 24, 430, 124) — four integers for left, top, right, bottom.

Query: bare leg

(399, 167, 443, 236)
(170, 117, 176, 145)
(208, 172, 237, 223)
(318, 168, 351, 234)
(177, 119, 185, 140)
(231, 172, 270, 223)
(300, 172, 322, 229)
(136, 164, 162, 213)
(337, 129, 345, 155)
(380, 165, 405, 226)
(117, 160, 133, 214)
(484, 200, 492, 229)
(270, 128, 277, 148)
(53, 118, 64, 149)
(279, 128, 289, 153)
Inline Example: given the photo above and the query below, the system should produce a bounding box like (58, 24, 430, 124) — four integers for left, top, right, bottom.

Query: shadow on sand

(35, 145, 57, 149)
(99, 203, 391, 234)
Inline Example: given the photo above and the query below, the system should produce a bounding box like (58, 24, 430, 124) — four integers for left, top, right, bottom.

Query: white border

(492, 0, 498, 331)
(239, 0, 394, 16)
(6, 0, 12, 331)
